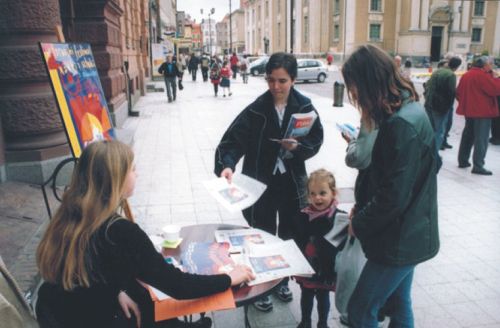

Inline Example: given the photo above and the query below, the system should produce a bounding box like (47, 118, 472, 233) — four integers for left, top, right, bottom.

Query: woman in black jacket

(214, 52, 323, 311)
(36, 140, 254, 328)
(343, 45, 439, 327)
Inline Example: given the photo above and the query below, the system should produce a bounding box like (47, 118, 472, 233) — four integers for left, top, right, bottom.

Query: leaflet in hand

(232, 239, 315, 286)
(203, 174, 267, 212)
(336, 122, 359, 139)
(283, 111, 318, 139)
(323, 212, 350, 248)
(214, 228, 277, 253)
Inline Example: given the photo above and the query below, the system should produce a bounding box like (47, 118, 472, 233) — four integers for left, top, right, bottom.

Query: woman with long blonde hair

(36, 140, 254, 328)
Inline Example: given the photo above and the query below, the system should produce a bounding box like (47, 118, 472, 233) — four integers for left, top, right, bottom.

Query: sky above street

(177, 0, 240, 23)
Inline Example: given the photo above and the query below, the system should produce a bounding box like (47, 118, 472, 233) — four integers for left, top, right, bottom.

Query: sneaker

(168, 98, 172, 103)
(253, 296, 273, 312)
(458, 162, 471, 168)
(275, 285, 293, 302)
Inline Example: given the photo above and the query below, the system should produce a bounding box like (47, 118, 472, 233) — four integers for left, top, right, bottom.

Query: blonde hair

(307, 169, 337, 196)
(37, 140, 134, 290)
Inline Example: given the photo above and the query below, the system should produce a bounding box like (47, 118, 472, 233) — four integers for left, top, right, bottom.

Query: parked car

(249, 56, 269, 76)
(296, 59, 328, 83)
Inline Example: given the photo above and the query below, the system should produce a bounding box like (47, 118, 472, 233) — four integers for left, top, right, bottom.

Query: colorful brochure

(203, 174, 267, 212)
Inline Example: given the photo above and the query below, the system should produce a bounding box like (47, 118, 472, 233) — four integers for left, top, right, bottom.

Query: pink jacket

(456, 67, 500, 118)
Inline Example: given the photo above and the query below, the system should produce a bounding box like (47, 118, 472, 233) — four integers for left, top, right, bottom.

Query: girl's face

(122, 164, 137, 199)
(308, 180, 335, 211)
(266, 68, 294, 104)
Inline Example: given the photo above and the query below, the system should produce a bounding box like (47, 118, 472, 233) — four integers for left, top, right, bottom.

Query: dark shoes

(297, 321, 311, 328)
(253, 296, 273, 312)
(440, 142, 452, 150)
(276, 285, 293, 302)
(471, 167, 493, 175)
(168, 98, 173, 103)
(458, 162, 471, 168)
(490, 138, 500, 145)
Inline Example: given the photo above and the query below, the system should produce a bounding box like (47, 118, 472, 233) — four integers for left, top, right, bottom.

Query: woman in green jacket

(342, 45, 439, 328)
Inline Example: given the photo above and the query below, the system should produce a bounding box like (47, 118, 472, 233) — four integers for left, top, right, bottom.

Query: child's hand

(118, 291, 141, 328)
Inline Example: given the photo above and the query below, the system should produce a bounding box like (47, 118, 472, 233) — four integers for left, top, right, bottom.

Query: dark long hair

(342, 44, 418, 128)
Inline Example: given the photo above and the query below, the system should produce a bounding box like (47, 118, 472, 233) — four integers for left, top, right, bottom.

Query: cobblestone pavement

(1, 71, 499, 327)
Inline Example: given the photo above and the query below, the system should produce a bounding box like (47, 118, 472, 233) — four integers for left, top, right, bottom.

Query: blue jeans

(348, 260, 416, 328)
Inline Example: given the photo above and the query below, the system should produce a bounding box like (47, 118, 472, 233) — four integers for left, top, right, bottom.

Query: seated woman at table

(35, 140, 255, 328)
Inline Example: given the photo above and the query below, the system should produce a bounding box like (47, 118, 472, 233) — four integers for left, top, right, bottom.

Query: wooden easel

(54, 25, 135, 221)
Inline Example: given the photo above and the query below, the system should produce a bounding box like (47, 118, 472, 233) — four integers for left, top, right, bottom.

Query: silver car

(296, 59, 328, 83)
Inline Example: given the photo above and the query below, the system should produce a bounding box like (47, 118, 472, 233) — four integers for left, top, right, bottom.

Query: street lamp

(201, 8, 215, 54)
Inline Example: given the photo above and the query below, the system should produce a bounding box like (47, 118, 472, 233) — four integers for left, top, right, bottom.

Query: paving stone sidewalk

(1, 73, 499, 327)
(126, 76, 500, 328)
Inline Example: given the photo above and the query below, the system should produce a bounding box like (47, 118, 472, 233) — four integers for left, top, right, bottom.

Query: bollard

(333, 81, 345, 107)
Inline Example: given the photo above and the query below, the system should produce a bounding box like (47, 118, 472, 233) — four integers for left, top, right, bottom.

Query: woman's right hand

(228, 264, 255, 286)
(220, 167, 233, 184)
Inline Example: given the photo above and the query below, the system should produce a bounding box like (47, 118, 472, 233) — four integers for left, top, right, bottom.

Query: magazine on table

(180, 242, 235, 275)
(232, 239, 315, 286)
(214, 228, 277, 253)
(203, 173, 267, 212)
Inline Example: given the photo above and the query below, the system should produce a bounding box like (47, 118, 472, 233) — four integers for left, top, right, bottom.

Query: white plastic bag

(335, 237, 367, 323)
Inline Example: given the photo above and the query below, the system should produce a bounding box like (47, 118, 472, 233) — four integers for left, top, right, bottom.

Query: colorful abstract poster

(39, 43, 115, 157)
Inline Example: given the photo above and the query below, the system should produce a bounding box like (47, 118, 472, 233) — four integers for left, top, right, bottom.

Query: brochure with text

(203, 174, 267, 212)
(232, 239, 315, 286)
(284, 111, 318, 139)
(214, 228, 277, 253)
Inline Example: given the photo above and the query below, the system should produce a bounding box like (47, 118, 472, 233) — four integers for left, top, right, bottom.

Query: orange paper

(143, 283, 236, 322)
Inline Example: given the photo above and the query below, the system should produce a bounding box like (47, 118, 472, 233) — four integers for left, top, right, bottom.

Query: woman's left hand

(279, 138, 299, 151)
(118, 291, 141, 328)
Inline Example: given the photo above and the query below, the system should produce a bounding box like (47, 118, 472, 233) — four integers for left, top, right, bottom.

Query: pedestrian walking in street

(294, 169, 346, 328)
(200, 53, 210, 82)
(456, 56, 500, 175)
(424, 56, 462, 170)
(240, 54, 250, 84)
(342, 44, 439, 328)
(157, 53, 179, 103)
(188, 53, 200, 81)
(176, 54, 185, 91)
(220, 61, 232, 97)
(210, 61, 221, 97)
(326, 53, 333, 66)
(215, 52, 324, 312)
(230, 52, 239, 79)
(35, 140, 255, 328)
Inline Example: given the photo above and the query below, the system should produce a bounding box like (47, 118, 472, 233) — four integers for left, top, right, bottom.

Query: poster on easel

(39, 42, 115, 158)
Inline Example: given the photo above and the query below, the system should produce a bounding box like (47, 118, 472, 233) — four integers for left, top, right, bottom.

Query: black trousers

(242, 171, 300, 240)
